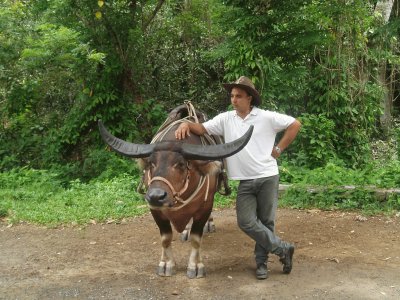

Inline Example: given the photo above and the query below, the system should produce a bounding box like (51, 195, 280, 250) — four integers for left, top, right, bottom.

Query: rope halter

(143, 101, 213, 211)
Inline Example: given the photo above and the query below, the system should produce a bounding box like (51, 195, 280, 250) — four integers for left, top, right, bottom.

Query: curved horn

(181, 125, 254, 160)
(98, 120, 155, 158)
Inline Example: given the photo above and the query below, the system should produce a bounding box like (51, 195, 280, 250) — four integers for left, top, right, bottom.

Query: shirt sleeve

(202, 112, 227, 136)
(270, 111, 296, 133)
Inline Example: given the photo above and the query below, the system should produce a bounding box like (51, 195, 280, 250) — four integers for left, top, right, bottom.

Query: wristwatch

(275, 146, 282, 154)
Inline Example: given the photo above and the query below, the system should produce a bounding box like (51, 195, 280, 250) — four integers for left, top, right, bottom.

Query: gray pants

(236, 175, 284, 265)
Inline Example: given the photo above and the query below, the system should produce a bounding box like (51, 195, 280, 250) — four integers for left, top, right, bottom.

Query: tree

(0, 0, 228, 173)
(216, 0, 399, 167)
(374, 0, 395, 135)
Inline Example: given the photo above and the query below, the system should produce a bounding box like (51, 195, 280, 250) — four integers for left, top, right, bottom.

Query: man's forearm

(187, 122, 207, 136)
(276, 119, 301, 151)
(175, 122, 207, 140)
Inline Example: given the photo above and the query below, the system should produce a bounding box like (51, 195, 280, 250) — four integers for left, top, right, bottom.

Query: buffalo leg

(151, 211, 175, 276)
(203, 215, 216, 233)
(186, 218, 208, 278)
(158, 232, 175, 276)
(181, 215, 216, 242)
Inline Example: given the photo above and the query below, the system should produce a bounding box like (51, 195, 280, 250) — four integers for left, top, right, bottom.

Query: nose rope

(147, 170, 210, 211)
(151, 175, 210, 211)
(149, 174, 190, 200)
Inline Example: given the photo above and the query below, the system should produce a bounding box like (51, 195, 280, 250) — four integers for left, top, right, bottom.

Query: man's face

(230, 87, 252, 112)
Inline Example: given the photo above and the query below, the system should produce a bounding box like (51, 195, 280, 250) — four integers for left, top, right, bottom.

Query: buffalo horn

(98, 120, 155, 158)
(181, 125, 254, 160)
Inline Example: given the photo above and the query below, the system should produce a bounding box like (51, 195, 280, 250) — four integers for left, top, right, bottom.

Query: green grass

(1, 161, 399, 226)
(0, 168, 239, 226)
(0, 169, 148, 225)
(279, 161, 400, 215)
(214, 181, 238, 208)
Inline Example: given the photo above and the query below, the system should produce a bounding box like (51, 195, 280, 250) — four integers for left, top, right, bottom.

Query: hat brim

(223, 83, 261, 106)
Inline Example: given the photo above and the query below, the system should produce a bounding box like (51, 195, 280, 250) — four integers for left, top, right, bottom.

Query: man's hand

(175, 122, 191, 140)
(271, 146, 281, 159)
(175, 122, 207, 140)
(270, 119, 301, 159)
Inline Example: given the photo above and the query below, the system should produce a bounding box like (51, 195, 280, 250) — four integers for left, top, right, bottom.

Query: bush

(288, 113, 338, 168)
(82, 149, 141, 182)
(279, 161, 400, 214)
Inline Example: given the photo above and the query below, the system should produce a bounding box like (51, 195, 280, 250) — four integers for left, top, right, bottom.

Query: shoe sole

(256, 264, 268, 280)
(256, 274, 267, 280)
(283, 246, 294, 274)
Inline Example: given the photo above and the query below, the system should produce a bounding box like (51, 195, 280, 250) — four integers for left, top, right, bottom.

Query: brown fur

(140, 123, 223, 277)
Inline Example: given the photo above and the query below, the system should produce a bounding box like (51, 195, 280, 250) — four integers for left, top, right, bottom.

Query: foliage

(0, 0, 228, 176)
(0, 0, 399, 179)
(279, 161, 400, 214)
(0, 168, 146, 225)
(280, 160, 400, 187)
(394, 117, 400, 158)
(1, 161, 399, 225)
(287, 113, 338, 168)
(280, 185, 399, 215)
(218, 0, 399, 168)
(64, 149, 142, 183)
(214, 180, 238, 208)
(0, 2, 109, 170)
(0, 167, 240, 225)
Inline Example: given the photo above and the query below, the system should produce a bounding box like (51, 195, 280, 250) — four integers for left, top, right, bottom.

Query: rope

(148, 175, 210, 212)
(151, 101, 216, 146)
(139, 101, 219, 210)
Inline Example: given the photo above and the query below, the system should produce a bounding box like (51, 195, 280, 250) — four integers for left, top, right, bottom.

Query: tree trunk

(375, 0, 394, 135)
(375, 0, 395, 22)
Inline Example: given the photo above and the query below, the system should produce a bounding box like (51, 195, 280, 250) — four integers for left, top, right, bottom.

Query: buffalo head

(98, 120, 253, 208)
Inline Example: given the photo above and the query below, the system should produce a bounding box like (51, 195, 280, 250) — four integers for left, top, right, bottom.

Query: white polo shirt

(203, 107, 295, 180)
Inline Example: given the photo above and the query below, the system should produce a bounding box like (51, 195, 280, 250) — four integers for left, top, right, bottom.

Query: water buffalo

(98, 113, 252, 278)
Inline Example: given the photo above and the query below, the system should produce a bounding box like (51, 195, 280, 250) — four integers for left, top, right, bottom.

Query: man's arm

(271, 119, 301, 159)
(175, 122, 207, 140)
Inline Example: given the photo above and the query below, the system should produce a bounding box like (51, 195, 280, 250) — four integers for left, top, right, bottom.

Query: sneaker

(279, 244, 294, 274)
(256, 263, 268, 280)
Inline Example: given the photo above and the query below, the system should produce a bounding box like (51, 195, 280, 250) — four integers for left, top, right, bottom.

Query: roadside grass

(0, 168, 238, 226)
(279, 161, 400, 215)
(0, 169, 148, 226)
(1, 161, 399, 226)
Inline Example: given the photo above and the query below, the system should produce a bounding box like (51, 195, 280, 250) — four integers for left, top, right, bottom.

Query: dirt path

(1, 208, 399, 300)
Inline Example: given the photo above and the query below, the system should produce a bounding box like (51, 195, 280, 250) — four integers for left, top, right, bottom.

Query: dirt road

(1, 208, 399, 299)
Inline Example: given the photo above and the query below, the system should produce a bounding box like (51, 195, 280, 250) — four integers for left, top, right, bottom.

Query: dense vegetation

(0, 1, 399, 224)
(1, 160, 399, 225)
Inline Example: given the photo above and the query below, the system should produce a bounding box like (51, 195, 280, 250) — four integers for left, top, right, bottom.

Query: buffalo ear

(192, 160, 222, 176)
(136, 158, 148, 170)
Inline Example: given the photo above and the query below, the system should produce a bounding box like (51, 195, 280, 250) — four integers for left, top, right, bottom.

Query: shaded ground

(1, 208, 399, 300)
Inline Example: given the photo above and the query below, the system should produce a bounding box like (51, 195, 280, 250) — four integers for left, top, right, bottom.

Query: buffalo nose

(145, 188, 167, 206)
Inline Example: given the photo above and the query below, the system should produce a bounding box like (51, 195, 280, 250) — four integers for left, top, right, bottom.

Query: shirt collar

(250, 106, 258, 115)
(234, 106, 258, 118)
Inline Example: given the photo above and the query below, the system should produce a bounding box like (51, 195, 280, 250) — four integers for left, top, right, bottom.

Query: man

(175, 76, 301, 279)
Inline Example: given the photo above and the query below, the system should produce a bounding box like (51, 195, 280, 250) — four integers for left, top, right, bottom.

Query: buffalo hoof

(157, 261, 175, 277)
(187, 263, 206, 279)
